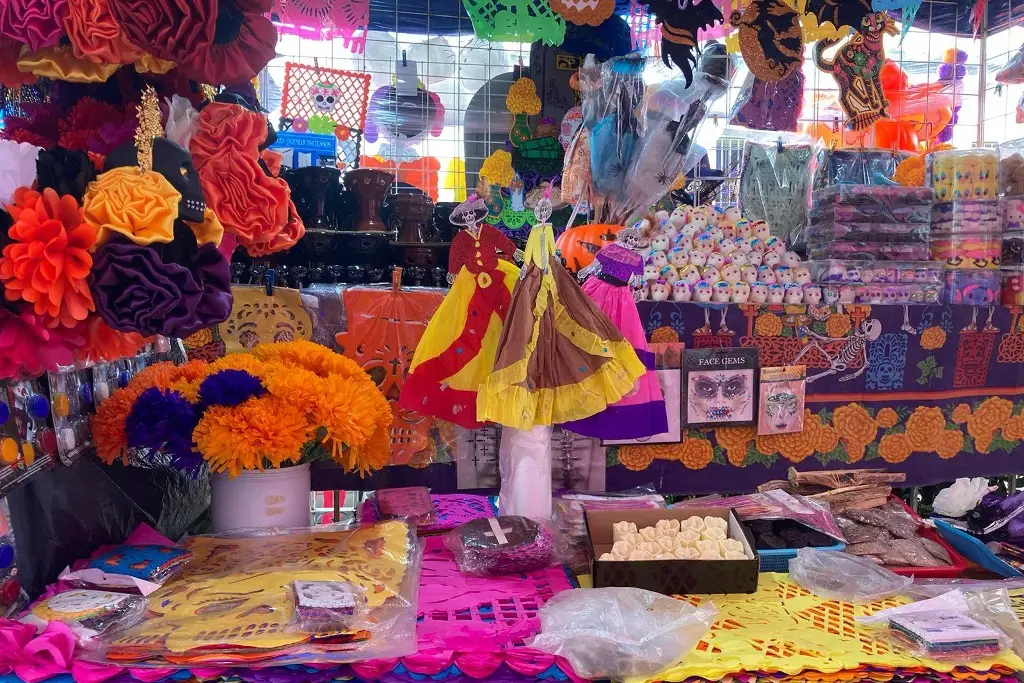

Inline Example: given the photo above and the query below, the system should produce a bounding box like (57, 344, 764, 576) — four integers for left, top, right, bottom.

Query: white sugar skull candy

(717, 238, 737, 256)
(861, 268, 875, 283)
(694, 280, 713, 302)
(719, 224, 735, 240)
(735, 220, 752, 240)
(762, 251, 781, 268)
(712, 281, 733, 302)
(655, 210, 670, 223)
(651, 279, 671, 301)
(823, 286, 840, 304)
(864, 285, 884, 304)
(767, 283, 785, 303)
(652, 251, 669, 269)
(775, 265, 794, 284)
(708, 226, 725, 243)
(660, 265, 679, 282)
(695, 232, 716, 254)
(751, 220, 771, 241)
(735, 237, 752, 254)
(312, 80, 342, 113)
(783, 283, 803, 304)
(681, 225, 699, 243)
(670, 206, 690, 228)
(748, 238, 765, 254)
(688, 250, 707, 268)
(673, 233, 693, 251)
(651, 232, 671, 253)
(702, 265, 721, 284)
(679, 264, 701, 285)
(750, 283, 769, 303)
(669, 248, 689, 268)
(741, 265, 759, 284)
(732, 281, 751, 303)
(839, 284, 856, 303)
(636, 283, 650, 300)
(721, 263, 742, 285)
(764, 236, 786, 255)
(688, 209, 710, 232)
(706, 253, 726, 269)
(909, 286, 925, 303)
(892, 285, 910, 303)
(782, 251, 801, 268)
(746, 250, 763, 267)
(846, 265, 861, 282)
(803, 284, 822, 304)
(731, 252, 748, 267)
(793, 267, 811, 285)
(643, 263, 660, 281)
(671, 281, 692, 301)
(825, 263, 847, 282)
(720, 204, 742, 227)
(757, 265, 777, 284)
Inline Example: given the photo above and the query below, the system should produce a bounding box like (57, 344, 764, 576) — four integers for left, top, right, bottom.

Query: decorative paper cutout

(506, 77, 542, 147)
(642, 0, 724, 86)
(813, 13, 897, 130)
(271, 0, 369, 51)
(280, 62, 371, 133)
(219, 286, 313, 354)
(731, 0, 803, 83)
(461, 0, 566, 47)
(549, 0, 615, 27)
(803, 0, 871, 35)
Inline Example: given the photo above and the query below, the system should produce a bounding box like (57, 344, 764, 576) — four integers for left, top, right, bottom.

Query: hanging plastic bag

(498, 426, 553, 518)
(528, 587, 717, 679)
(789, 548, 912, 602)
(996, 44, 1024, 84)
(933, 478, 995, 518)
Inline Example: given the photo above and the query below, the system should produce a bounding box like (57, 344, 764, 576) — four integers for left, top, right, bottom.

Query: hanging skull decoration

(104, 138, 207, 223)
(311, 80, 341, 113)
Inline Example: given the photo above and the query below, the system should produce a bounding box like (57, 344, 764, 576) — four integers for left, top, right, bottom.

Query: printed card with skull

(757, 365, 806, 435)
(683, 348, 759, 428)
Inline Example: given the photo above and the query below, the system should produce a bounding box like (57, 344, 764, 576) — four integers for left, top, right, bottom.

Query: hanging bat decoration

(731, 0, 803, 83)
(642, 0, 725, 87)
(804, 0, 871, 33)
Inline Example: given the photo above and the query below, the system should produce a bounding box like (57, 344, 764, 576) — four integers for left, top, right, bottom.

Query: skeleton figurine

(794, 318, 882, 384)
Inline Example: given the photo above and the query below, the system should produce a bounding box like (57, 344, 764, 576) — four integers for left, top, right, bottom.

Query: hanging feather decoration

(642, 0, 724, 86)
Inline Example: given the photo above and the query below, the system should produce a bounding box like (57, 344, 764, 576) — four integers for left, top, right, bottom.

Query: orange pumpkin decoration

(556, 223, 622, 272)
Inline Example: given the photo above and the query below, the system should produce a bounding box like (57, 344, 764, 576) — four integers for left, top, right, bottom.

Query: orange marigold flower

(755, 313, 783, 337)
(650, 326, 680, 343)
(263, 365, 325, 414)
(755, 434, 781, 457)
(833, 403, 878, 446)
(815, 424, 839, 453)
(209, 352, 269, 376)
(184, 327, 214, 348)
(253, 339, 367, 381)
(975, 432, 993, 454)
(777, 421, 818, 463)
(952, 403, 972, 424)
(169, 379, 200, 403)
(314, 374, 392, 463)
(879, 433, 913, 463)
(845, 440, 865, 463)
(826, 314, 852, 338)
(936, 429, 964, 459)
(93, 386, 140, 464)
(176, 359, 212, 383)
(0, 187, 97, 328)
(336, 424, 392, 477)
(680, 438, 714, 470)
(716, 425, 756, 452)
(193, 396, 312, 476)
(905, 406, 946, 451)
(967, 397, 1013, 441)
(618, 445, 657, 471)
(131, 361, 180, 391)
(875, 407, 899, 429)
(1003, 415, 1024, 441)
(919, 326, 946, 350)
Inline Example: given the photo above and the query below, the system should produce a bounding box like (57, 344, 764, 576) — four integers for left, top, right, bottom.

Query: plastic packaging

(527, 587, 718, 679)
(942, 269, 1001, 304)
(999, 142, 1024, 196)
(730, 70, 804, 133)
(738, 140, 813, 245)
(21, 589, 147, 646)
(552, 487, 666, 540)
(290, 580, 368, 635)
(932, 235, 1002, 270)
(933, 478, 997, 518)
(367, 487, 437, 527)
(498, 425, 553, 518)
(813, 148, 910, 190)
(810, 241, 932, 261)
(931, 199, 1002, 234)
(811, 260, 943, 284)
(1002, 231, 1024, 265)
(996, 44, 1024, 85)
(789, 548, 912, 602)
(806, 222, 930, 244)
(61, 544, 192, 595)
(926, 148, 1000, 201)
(820, 282, 943, 305)
(446, 515, 564, 576)
(672, 489, 845, 543)
(1001, 267, 1024, 304)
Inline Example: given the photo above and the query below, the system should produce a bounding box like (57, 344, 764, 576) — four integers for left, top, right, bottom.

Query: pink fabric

(0, 0, 68, 50)
(0, 619, 75, 682)
(581, 277, 663, 408)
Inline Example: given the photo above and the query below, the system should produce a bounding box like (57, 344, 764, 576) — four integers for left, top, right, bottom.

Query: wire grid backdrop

(262, 1, 1021, 206)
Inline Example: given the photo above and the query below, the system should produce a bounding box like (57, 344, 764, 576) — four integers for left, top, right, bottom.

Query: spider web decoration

(280, 62, 371, 131)
(271, 0, 369, 51)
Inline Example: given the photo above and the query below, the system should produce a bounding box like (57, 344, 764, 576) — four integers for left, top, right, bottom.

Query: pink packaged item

(673, 489, 845, 543)
(375, 487, 435, 526)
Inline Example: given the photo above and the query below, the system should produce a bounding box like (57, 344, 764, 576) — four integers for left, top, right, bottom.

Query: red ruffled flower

(1, 187, 97, 327)
(178, 0, 277, 86)
(0, 36, 35, 87)
(75, 316, 146, 363)
(0, 307, 84, 380)
(0, 0, 68, 51)
(107, 0, 217, 63)
(57, 98, 135, 154)
(63, 0, 142, 64)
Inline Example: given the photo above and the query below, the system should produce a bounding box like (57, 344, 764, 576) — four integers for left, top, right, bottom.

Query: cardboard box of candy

(586, 507, 759, 595)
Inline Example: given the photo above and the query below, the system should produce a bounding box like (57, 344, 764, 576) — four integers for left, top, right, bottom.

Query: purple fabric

(731, 70, 804, 132)
(90, 236, 202, 337)
(595, 243, 643, 282)
(561, 398, 668, 440)
(176, 242, 233, 338)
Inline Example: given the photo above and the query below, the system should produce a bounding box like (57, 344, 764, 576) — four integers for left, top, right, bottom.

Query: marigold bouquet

(94, 340, 393, 477)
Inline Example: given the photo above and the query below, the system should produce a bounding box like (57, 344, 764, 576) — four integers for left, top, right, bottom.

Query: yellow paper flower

(506, 77, 542, 116)
(920, 326, 946, 350)
(479, 150, 514, 187)
(875, 407, 899, 429)
(83, 167, 181, 246)
(826, 314, 852, 338)
(193, 396, 312, 476)
(755, 313, 783, 337)
(879, 433, 912, 463)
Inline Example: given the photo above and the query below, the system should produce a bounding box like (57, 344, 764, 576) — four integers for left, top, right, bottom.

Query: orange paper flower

(920, 326, 946, 350)
(193, 395, 312, 476)
(879, 433, 912, 463)
(755, 313, 783, 337)
(680, 438, 714, 470)
(936, 429, 964, 459)
(1, 187, 97, 327)
(826, 314, 852, 338)
(83, 167, 181, 246)
(617, 445, 656, 471)
(93, 385, 141, 464)
(905, 406, 946, 451)
(76, 316, 145, 363)
(64, 0, 143, 64)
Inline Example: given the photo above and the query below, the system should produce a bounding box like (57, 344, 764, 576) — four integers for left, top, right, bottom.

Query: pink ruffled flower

(0, 306, 83, 379)
(0, 618, 75, 682)
(0, 0, 69, 51)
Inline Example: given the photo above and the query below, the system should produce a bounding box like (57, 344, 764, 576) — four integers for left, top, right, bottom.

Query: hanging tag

(396, 53, 418, 97)
(713, 113, 719, 127)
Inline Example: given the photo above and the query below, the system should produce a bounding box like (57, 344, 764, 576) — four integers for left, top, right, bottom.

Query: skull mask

(104, 138, 206, 223)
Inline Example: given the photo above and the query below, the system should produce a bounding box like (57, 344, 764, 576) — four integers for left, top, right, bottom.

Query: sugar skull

(689, 250, 707, 268)
(695, 231, 716, 254)
(767, 284, 785, 303)
(719, 204, 742, 228)
(762, 251, 781, 268)
(751, 220, 771, 241)
(707, 253, 726, 269)
(651, 251, 669, 269)
(891, 285, 910, 303)
(741, 265, 759, 284)
(651, 279, 672, 301)
(673, 233, 693, 251)
(732, 281, 751, 303)
(823, 286, 840, 304)
(702, 265, 721, 284)
(651, 232, 671, 253)
(757, 265, 777, 284)
(708, 226, 725, 243)
(671, 281, 692, 301)
(861, 268, 875, 283)
(1002, 271, 1024, 304)
(750, 283, 769, 303)
(670, 206, 691, 228)
(660, 265, 679, 282)
(655, 209, 670, 223)
(783, 283, 803, 304)
(825, 263, 847, 282)
(802, 284, 822, 304)
(1004, 198, 1024, 230)
(908, 286, 925, 303)
(669, 247, 690, 268)
(712, 281, 733, 302)
(636, 283, 650, 300)
(846, 265, 861, 282)
(721, 263, 742, 285)
(838, 284, 856, 303)
(793, 267, 811, 285)
(782, 251, 801, 268)
(312, 80, 342, 113)
(735, 220, 752, 239)
(863, 286, 884, 304)
(735, 237, 752, 254)
(775, 266, 793, 284)
(679, 265, 701, 285)
(644, 263, 660, 281)
(748, 238, 765, 254)
(688, 207, 711, 232)
(922, 285, 941, 303)
(693, 280, 713, 302)
(717, 238, 737, 256)
(732, 252, 749, 267)
(764, 236, 786, 255)
(746, 251, 763, 267)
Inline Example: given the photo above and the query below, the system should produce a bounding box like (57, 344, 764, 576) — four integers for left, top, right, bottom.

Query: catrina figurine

(804, 0, 871, 33)
(643, 0, 724, 87)
(814, 13, 897, 130)
(732, 0, 803, 83)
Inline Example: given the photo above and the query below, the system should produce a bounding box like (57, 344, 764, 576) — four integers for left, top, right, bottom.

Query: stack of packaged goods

(1000, 144, 1024, 304)
(807, 185, 941, 304)
(927, 149, 1002, 305)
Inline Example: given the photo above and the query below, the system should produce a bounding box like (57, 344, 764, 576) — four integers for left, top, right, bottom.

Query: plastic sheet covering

(789, 548, 912, 602)
(7, 458, 210, 598)
(498, 426, 552, 518)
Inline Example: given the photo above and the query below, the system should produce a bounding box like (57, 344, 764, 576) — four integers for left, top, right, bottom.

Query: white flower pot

(210, 463, 312, 533)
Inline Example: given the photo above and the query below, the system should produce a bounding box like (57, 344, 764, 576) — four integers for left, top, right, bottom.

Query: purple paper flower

(125, 388, 199, 471)
(90, 236, 202, 337)
(198, 369, 265, 408)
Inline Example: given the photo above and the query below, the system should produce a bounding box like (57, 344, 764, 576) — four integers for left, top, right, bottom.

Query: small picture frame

(758, 365, 807, 435)
(683, 348, 759, 428)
